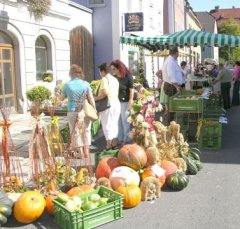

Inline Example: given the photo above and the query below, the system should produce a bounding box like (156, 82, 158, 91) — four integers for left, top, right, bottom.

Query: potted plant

(26, 86, 52, 115)
(26, 85, 51, 103)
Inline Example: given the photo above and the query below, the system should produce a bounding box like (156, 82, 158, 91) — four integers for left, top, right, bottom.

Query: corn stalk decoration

(27, 0, 51, 20)
(0, 107, 25, 192)
(63, 93, 95, 188)
(29, 102, 57, 191)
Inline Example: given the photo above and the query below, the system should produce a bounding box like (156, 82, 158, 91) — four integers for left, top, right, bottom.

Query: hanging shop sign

(124, 12, 144, 32)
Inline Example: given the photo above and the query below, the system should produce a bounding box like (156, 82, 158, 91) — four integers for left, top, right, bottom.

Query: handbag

(95, 96, 111, 112)
(95, 78, 111, 112)
(84, 98, 98, 121)
(83, 85, 98, 121)
(163, 82, 177, 96)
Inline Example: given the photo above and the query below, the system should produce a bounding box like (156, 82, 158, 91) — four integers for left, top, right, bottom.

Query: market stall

(120, 29, 239, 148)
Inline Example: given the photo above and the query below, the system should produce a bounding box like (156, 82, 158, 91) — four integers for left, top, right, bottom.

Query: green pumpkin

(166, 172, 189, 191)
(180, 151, 198, 175)
(194, 160, 203, 171)
(188, 148, 201, 161)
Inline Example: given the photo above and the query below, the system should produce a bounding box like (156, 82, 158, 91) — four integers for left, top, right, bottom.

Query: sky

(188, 0, 240, 12)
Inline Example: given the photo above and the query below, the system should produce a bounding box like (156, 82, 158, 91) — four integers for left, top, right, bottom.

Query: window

(88, 0, 105, 8)
(35, 36, 52, 81)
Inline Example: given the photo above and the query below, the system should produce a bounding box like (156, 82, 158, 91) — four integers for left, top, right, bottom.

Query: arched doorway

(70, 26, 94, 82)
(0, 31, 16, 109)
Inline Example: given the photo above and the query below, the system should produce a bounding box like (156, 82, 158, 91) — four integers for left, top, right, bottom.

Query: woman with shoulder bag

(95, 63, 120, 150)
(57, 64, 96, 157)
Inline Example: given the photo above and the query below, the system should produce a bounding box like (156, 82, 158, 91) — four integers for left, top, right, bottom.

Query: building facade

(195, 12, 219, 63)
(0, 0, 93, 113)
(74, 0, 164, 87)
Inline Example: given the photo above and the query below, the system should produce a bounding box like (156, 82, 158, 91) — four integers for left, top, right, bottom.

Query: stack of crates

(198, 119, 222, 150)
(199, 93, 223, 150)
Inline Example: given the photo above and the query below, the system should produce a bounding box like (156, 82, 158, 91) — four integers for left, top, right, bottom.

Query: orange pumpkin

(13, 191, 46, 224)
(67, 185, 93, 196)
(116, 184, 141, 208)
(161, 160, 178, 178)
(45, 194, 57, 215)
(118, 144, 147, 171)
(141, 166, 166, 187)
(96, 157, 120, 179)
(109, 166, 140, 190)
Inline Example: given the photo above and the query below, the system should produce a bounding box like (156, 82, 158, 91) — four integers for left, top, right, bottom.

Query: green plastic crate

(198, 121, 222, 150)
(169, 94, 204, 112)
(199, 136, 222, 150)
(53, 186, 124, 229)
(95, 150, 119, 166)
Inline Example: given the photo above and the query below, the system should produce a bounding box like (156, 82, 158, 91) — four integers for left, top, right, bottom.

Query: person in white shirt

(95, 63, 121, 150)
(161, 46, 182, 123)
(180, 61, 190, 88)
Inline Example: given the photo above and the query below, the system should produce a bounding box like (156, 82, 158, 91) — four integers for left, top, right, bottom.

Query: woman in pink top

(232, 61, 240, 105)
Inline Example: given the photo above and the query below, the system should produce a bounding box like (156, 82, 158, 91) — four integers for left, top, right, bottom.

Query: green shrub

(26, 85, 51, 102)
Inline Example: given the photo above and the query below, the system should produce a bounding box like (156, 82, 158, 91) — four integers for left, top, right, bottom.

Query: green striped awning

(120, 29, 240, 51)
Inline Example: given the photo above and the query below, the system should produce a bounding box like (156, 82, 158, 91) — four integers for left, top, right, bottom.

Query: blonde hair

(69, 64, 84, 79)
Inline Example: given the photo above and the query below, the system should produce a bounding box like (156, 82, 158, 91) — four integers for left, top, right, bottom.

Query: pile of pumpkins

(95, 143, 202, 208)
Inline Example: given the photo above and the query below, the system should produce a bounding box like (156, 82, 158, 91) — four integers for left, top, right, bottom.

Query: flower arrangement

(27, 0, 51, 20)
(90, 80, 101, 96)
(43, 70, 53, 82)
(128, 96, 163, 147)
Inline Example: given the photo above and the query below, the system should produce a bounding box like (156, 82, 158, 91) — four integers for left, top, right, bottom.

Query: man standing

(162, 46, 183, 123)
(213, 63, 232, 110)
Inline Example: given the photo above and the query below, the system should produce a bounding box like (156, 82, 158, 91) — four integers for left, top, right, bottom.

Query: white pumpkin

(109, 166, 140, 190)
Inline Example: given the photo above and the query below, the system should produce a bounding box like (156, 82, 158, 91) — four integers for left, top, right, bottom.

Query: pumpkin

(13, 191, 46, 224)
(96, 156, 120, 179)
(118, 144, 147, 171)
(116, 184, 141, 208)
(166, 172, 189, 191)
(45, 195, 57, 215)
(109, 166, 140, 190)
(141, 165, 166, 187)
(67, 185, 93, 197)
(161, 160, 178, 178)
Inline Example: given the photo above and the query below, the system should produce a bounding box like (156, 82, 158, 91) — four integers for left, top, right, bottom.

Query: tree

(218, 19, 240, 64)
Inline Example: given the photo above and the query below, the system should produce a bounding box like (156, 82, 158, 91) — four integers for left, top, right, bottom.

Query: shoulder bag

(95, 78, 111, 112)
(83, 86, 98, 121)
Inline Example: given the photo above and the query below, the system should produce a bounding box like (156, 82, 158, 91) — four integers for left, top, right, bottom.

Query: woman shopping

(57, 64, 96, 158)
(95, 63, 120, 150)
(110, 60, 134, 146)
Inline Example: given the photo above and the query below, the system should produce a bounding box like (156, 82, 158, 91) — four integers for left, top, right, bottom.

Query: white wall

(0, 0, 93, 112)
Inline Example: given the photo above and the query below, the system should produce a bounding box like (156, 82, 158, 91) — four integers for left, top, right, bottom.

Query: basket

(169, 94, 204, 112)
(53, 186, 124, 229)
